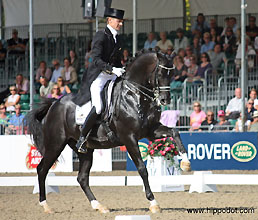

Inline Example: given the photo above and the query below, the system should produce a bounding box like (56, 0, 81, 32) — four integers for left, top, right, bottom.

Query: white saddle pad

(75, 80, 115, 125)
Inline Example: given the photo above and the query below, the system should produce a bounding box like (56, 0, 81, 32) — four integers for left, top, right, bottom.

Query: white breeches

(90, 72, 117, 114)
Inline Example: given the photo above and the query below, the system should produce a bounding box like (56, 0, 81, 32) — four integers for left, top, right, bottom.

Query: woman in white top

(5, 86, 20, 111)
(235, 113, 251, 132)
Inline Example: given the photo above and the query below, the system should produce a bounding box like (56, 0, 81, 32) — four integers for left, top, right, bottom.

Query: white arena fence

(1, 173, 258, 194)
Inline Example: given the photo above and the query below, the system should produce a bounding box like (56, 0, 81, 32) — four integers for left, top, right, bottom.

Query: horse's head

(125, 50, 173, 106)
(148, 52, 174, 106)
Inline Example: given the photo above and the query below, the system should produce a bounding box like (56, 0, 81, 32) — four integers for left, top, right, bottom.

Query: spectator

(15, 74, 29, 95)
(160, 110, 180, 128)
(249, 88, 258, 102)
(35, 60, 52, 83)
(191, 13, 209, 35)
(249, 111, 258, 131)
(246, 16, 258, 42)
(189, 101, 206, 131)
(200, 110, 217, 131)
(156, 32, 173, 53)
(196, 52, 212, 80)
(85, 40, 92, 69)
(177, 48, 186, 59)
(187, 55, 199, 80)
(221, 17, 230, 35)
(47, 84, 62, 99)
(192, 36, 201, 62)
(50, 59, 63, 83)
(235, 113, 251, 132)
(184, 46, 193, 67)
(144, 32, 157, 50)
(219, 27, 236, 57)
(5, 86, 20, 112)
(69, 49, 80, 73)
(170, 56, 187, 89)
(7, 29, 26, 55)
(214, 110, 231, 131)
(174, 28, 189, 53)
(0, 104, 9, 135)
(229, 17, 238, 34)
(235, 36, 256, 71)
(246, 99, 255, 121)
(61, 57, 78, 88)
(251, 88, 258, 110)
(200, 32, 215, 54)
(210, 28, 220, 44)
(5, 104, 26, 135)
(39, 77, 53, 97)
(165, 45, 175, 64)
(57, 77, 71, 96)
(208, 44, 227, 70)
(225, 88, 246, 119)
(0, 41, 6, 64)
(121, 49, 131, 67)
(209, 18, 223, 36)
(254, 36, 258, 52)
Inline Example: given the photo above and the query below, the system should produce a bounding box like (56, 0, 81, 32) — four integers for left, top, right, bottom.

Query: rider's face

(108, 17, 123, 31)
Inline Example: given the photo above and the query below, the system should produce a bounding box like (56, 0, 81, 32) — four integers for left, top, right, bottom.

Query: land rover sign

(231, 141, 257, 162)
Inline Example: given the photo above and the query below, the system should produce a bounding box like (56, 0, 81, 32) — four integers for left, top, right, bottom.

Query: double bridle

(123, 61, 175, 105)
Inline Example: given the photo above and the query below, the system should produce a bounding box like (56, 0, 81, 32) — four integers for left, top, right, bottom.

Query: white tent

(3, 0, 258, 27)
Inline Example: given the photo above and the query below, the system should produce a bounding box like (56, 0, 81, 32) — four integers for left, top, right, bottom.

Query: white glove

(112, 67, 125, 77)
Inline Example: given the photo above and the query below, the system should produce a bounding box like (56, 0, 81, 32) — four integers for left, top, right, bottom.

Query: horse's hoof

(149, 205, 161, 213)
(96, 204, 110, 214)
(180, 161, 191, 172)
(39, 201, 53, 214)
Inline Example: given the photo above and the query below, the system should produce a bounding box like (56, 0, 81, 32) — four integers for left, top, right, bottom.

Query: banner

(127, 133, 258, 171)
(0, 135, 73, 173)
(181, 132, 258, 170)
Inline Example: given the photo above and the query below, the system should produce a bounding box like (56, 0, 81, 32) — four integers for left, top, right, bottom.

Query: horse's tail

(26, 98, 55, 156)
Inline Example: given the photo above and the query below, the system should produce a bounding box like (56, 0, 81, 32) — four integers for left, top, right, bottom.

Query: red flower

(160, 150, 166, 156)
(164, 146, 171, 152)
(150, 149, 155, 155)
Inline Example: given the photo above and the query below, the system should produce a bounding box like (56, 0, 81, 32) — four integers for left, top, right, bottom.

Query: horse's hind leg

(75, 146, 109, 213)
(124, 135, 161, 213)
(37, 146, 65, 213)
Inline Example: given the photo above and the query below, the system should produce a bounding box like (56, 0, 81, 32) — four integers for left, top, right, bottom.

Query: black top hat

(104, 8, 124, 20)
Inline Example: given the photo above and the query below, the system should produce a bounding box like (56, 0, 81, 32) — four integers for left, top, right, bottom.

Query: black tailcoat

(73, 27, 122, 106)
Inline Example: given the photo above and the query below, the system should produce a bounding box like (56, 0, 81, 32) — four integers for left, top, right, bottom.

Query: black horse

(26, 51, 190, 214)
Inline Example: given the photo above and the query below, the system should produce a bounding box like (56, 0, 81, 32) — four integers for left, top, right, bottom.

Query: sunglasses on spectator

(10, 89, 16, 91)
(194, 105, 200, 107)
(248, 102, 254, 105)
(207, 114, 214, 117)
(53, 87, 59, 90)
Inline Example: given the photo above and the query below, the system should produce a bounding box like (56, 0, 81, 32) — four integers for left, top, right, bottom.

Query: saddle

(75, 78, 122, 144)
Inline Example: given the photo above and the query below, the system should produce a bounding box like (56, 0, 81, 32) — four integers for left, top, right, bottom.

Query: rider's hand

(112, 67, 125, 77)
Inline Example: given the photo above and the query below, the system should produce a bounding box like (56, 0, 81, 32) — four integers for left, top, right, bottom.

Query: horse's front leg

(151, 124, 191, 172)
(124, 134, 161, 213)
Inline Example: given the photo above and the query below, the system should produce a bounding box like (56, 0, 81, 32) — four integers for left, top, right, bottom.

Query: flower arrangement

(147, 137, 179, 163)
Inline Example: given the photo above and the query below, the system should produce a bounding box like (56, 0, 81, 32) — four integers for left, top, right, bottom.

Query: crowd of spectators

(1, 14, 258, 135)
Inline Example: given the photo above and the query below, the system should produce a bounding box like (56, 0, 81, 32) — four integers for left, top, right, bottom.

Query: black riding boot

(76, 106, 98, 153)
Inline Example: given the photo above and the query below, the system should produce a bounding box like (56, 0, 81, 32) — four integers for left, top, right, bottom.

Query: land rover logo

(231, 141, 257, 162)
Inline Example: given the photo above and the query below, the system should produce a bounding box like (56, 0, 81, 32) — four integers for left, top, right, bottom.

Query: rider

(76, 8, 125, 153)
